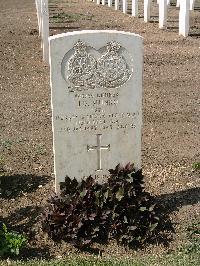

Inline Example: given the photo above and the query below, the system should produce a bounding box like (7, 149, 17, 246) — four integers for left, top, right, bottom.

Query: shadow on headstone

(0, 174, 51, 199)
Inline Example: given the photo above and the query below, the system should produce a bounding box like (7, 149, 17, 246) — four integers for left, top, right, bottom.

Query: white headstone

(102, 0, 105, 5)
(108, 0, 113, 7)
(97, 0, 100, 5)
(35, 0, 41, 36)
(167, 0, 170, 5)
(159, 0, 168, 29)
(179, 0, 190, 37)
(190, 0, 195, 10)
(49, 30, 143, 192)
(41, 0, 49, 63)
(144, 0, 152, 22)
(122, 0, 128, 14)
(176, 0, 180, 7)
(115, 0, 119, 10)
(132, 0, 138, 17)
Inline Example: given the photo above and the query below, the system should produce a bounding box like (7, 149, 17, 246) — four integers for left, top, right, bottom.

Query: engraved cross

(87, 134, 110, 171)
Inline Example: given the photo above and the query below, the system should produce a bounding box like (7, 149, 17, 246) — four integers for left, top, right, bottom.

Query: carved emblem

(68, 41, 96, 90)
(96, 41, 131, 88)
(66, 40, 132, 91)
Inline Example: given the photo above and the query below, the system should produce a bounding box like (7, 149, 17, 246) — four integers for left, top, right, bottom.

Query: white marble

(159, 0, 168, 29)
(97, 0, 100, 5)
(102, 0, 105, 5)
(144, 0, 152, 22)
(132, 0, 138, 17)
(176, 0, 180, 7)
(179, 0, 190, 37)
(41, 0, 49, 63)
(35, 0, 41, 36)
(115, 0, 119, 10)
(123, 0, 128, 14)
(108, 0, 113, 7)
(190, 0, 195, 10)
(40, 0, 43, 48)
(49, 30, 143, 192)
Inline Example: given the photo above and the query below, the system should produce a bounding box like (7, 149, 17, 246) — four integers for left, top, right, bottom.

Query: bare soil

(0, 0, 199, 260)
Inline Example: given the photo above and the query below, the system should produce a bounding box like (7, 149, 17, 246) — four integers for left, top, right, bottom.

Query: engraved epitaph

(49, 31, 143, 192)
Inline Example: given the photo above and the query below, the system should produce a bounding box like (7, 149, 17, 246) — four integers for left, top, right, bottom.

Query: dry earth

(0, 0, 200, 259)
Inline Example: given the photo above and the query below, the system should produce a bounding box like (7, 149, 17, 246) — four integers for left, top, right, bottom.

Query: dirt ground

(0, 0, 199, 259)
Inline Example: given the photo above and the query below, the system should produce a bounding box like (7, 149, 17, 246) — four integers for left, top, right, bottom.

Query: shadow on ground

(0, 174, 51, 199)
(157, 187, 200, 212)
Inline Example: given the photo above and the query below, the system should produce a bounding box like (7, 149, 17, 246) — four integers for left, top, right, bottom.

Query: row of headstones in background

(157, 0, 195, 37)
(35, 0, 49, 63)
(95, 0, 197, 37)
(35, 0, 196, 65)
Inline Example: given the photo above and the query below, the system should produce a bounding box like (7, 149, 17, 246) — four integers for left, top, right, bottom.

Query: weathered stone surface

(49, 30, 143, 192)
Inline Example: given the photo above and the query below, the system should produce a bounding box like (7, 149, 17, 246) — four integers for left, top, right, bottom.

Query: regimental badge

(67, 40, 97, 90)
(96, 41, 131, 88)
(66, 40, 132, 91)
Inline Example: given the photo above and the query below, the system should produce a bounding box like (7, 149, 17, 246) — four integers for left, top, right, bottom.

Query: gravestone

(123, 0, 128, 14)
(132, 0, 138, 17)
(35, 0, 41, 36)
(41, 0, 49, 63)
(115, 0, 119, 10)
(144, 0, 152, 22)
(108, 0, 113, 7)
(49, 30, 143, 192)
(159, 0, 168, 29)
(190, 0, 195, 10)
(179, 0, 190, 37)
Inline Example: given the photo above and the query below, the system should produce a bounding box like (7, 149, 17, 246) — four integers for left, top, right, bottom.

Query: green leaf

(192, 162, 200, 170)
(80, 189, 87, 198)
(2, 223, 7, 233)
(149, 204, 156, 211)
(124, 216, 128, 223)
(140, 207, 147, 212)
(103, 190, 109, 202)
(129, 226, 137, 231)
(116, 187, 124, 201)
(150, 223, 158, 232)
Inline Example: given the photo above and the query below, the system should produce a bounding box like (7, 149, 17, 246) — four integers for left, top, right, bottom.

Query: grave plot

(0, 0, 200, 260)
